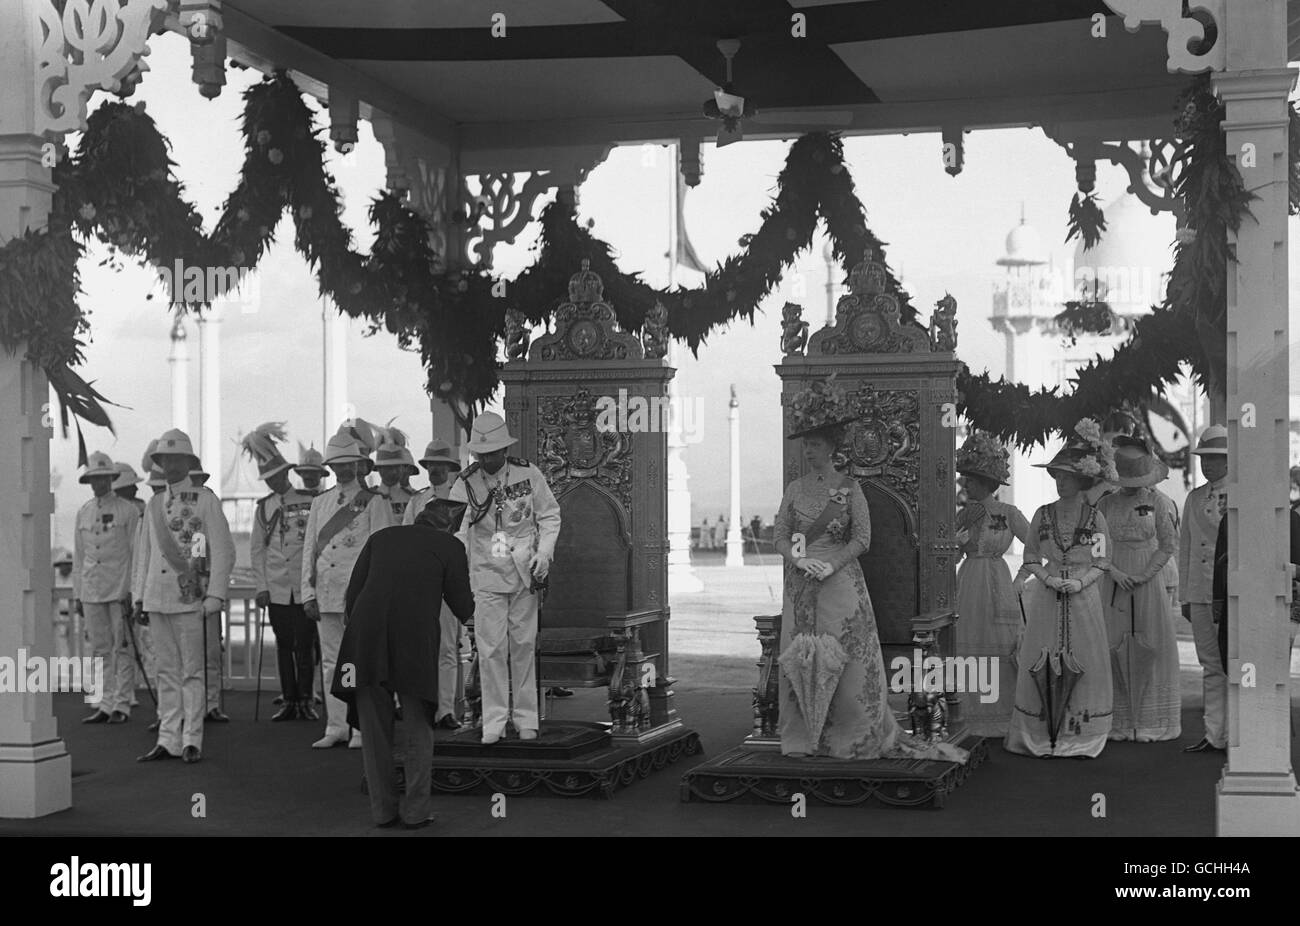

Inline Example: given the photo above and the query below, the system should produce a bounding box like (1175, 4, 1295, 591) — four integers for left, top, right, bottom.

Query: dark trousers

(356, 687, 433, 825)
(268, 601, 317, 701)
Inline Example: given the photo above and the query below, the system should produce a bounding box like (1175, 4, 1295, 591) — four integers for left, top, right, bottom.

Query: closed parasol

(1109, 589, 1155, 737)
(1028, 648, 1085, 750)
(778, 583, 847, 749)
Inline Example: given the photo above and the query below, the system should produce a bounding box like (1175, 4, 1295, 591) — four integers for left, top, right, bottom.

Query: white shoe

(481, 731, 501, 745)
(519, 729, 538, 741)
(312, 734, 348, 749)
(348, 731, 363, 749)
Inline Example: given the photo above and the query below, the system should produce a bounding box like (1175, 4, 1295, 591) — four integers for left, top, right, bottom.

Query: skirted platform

(423, 721, 702, 798)
(680, 733, 987, 809)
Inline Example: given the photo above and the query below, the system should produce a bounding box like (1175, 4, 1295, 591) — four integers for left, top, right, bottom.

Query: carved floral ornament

(536, 387, 633, 510)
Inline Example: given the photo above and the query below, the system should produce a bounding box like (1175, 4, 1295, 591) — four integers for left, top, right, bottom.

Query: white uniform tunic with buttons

(301, 482, 393, 739)
(250, 488, 315, 604)
(131, 481, 235, 753)
(74, 495, 140, 715)
(1179, 478, 1227, 748)
(449, 459, 560, 737)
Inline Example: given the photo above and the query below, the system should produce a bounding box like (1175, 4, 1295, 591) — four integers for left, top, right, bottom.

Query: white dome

(998, 220, 1047, 267)
(1071, 190, 1175, 312)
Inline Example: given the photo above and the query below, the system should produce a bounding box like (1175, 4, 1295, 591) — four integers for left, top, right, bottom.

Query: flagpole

(666, 141, 702, 593)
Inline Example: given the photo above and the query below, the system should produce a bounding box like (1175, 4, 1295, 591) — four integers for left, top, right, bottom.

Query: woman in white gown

(1097, 436, 1182, 741)
(1006, 420, 1116, 758)
(953, 432, 1030, 737)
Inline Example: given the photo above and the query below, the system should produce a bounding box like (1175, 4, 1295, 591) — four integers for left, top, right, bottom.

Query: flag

(674, 161, 709, 275)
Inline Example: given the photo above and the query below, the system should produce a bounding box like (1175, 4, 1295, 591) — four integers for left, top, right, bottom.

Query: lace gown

(954, 497, 1031, 737)
(1005, 502, 1114, 758)
(774, 472, 966, 762)
(1098, 489, 1182, 742)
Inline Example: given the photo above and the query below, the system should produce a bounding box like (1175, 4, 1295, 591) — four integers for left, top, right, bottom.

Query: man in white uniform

(449, 413, 560, 744)
(402, 439, 464, 727)
(74, 452, 141, 725)
(1179, 425, 1228, 753)
(133, 430, 235, 764)
(301, 433, 393, 748)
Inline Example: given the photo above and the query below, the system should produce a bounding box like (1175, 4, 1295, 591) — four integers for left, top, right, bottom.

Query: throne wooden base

(424, 721, 702, 799)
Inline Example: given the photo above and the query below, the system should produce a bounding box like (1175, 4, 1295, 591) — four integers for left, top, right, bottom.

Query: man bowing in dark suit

(331, 499, 474, 829)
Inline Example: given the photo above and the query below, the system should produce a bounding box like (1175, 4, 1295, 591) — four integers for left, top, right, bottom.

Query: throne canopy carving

(528, 260, 644, 362)
(808, 250, 931, 355)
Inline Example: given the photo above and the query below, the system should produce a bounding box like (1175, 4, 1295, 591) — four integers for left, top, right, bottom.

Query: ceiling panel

(832, 20, 1183, 103)
(343, 56, 717, 123)
(229, 0, 624, 29)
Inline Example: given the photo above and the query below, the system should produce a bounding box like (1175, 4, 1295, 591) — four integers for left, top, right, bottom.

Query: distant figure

(717, 516, 729, 549)
(699, 517, 712, 550)
(750, 515, 763, 549)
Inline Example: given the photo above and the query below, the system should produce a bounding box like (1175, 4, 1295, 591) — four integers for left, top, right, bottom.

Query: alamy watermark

(595, 388, 704, 443)
(0, 650, 103, 704)
(888, 648, 1000, 704)
(153, 259, 259, 313)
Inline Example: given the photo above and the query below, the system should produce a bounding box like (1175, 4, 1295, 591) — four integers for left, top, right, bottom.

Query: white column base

(725, 533, 745, 568)
(1216, 771, 1300, 836)
(0, 739, 71, 819)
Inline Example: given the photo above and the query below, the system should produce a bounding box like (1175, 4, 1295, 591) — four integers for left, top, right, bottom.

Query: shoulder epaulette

(458, 462, 481, 480)
(258, 492, 276, 504)
(507, 456, 530, 468)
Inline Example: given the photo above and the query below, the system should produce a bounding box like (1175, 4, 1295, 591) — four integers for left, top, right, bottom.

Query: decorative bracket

(179, 1, 226, 98)
(37, 0, 169, 137)
(458, 171, 559, 269)
(1100, 0, 1225, 73)
(1044, 128, 1187, 222)
(372, 113, 454, 268)
(941, 126, 964, 177)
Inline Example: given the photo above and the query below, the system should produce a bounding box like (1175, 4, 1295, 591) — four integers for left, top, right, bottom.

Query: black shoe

(147, 719, 160, 733)
(107, 711, 129, 724)
(402, 816, 435, 830)
(206, 709, 231, 723)
(182, 746, 201, 763)
(272, 696, 285, 706)
(271, 703, 299, 722)
(82, 710, 111, 724)
(435, 715, 461, 730)
(296, 700, 319, 721)
(137, 745, 176, 762)
(547, 687, 575, 698)
(376, 817, 401, 829)
(1182, 738, 1226, 753)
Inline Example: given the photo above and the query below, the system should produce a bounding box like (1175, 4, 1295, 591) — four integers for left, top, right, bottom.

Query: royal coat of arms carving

(840, 384, 922, 514)
(537, 388, 633, 508)
(529, 260, 644, 363)
(808, 251, 931, 355)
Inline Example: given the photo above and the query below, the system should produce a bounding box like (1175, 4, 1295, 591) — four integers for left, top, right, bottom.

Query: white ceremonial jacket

(449, 457, 561, 593)
(401, 481, 452, 524)
(250, 487, 316, 605)
(378, 483, 419, 523)
(1179, 479, 1224, 605)
(73, 494, 141, 603)
(300, 481, 393, 613)
(132, 481, 236, 614)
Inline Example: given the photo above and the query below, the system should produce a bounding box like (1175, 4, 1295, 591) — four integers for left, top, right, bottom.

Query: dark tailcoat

(330, 523, 474, 725)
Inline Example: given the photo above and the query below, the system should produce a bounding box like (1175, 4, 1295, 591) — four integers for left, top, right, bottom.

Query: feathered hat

(335, 417, 379, 458)
(241, 421, 293, 481)
(955, 430, 1010, 485)
(373, 422, 417, 475)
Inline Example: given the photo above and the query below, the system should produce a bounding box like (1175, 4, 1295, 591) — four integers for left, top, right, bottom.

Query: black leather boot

(297, 699, 319, 721)
(271, 701, 299, 722)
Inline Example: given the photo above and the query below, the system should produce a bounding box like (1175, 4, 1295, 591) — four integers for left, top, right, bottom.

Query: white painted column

(1212, 2, 1300, 835)
(0, 0, 71, 817)
(198, 308, 222, 482)
(168, 314, 189, 431)
(725, 385, 744, 567)
(666, 342, 702, 591)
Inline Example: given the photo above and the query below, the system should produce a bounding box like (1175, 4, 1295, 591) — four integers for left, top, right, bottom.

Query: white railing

(50, 583, 278, 692)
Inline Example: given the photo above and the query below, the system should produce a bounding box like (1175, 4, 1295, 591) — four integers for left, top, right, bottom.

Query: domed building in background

(989, 187, 1205, 535)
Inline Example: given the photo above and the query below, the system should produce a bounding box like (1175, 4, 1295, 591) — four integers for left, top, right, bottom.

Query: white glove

(529, 552, 552, 580)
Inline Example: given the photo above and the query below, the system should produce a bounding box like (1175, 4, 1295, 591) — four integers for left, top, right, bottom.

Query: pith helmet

(420, 439, 461, 470)
(294, 444, 327, 475)
(465, 412, 517, 454)
(1191, 425, 1228, 456)
(111, 462, 142, 490)
(151, 429, 200, 467)
(79, 451, 118, 483)
(323, 434, 367, 465)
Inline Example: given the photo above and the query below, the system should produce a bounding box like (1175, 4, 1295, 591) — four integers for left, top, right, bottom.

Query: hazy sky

(48, 32, 1300, 547)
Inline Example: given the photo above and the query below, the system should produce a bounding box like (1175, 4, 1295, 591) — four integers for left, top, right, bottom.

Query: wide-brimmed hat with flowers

(787, 374, 858, 440)
(1033, 417, 1118, 482)
(956, 431, 1010, 485)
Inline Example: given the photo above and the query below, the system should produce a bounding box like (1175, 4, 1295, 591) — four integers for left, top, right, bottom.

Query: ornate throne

(499, 261, 682, 741)
(755, 251, 965, 743)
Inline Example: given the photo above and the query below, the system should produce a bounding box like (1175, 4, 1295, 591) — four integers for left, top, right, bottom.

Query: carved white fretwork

(1100, 0, 1225, 73)
(460, 171, 560, 269)
(36, 0, 169, 137)
(1044, 129, 1188, 222)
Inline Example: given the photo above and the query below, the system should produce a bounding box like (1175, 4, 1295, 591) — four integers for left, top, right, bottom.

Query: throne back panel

(544, 483, 631, 630)
(858, 480, 918, 647)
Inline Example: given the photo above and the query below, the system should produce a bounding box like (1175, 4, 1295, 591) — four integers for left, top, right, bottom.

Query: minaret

(197, 307, 222, 485)
(168, 312, 189, 431)
(725, 384, 744, 568)
(822, 238, 837, 328)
